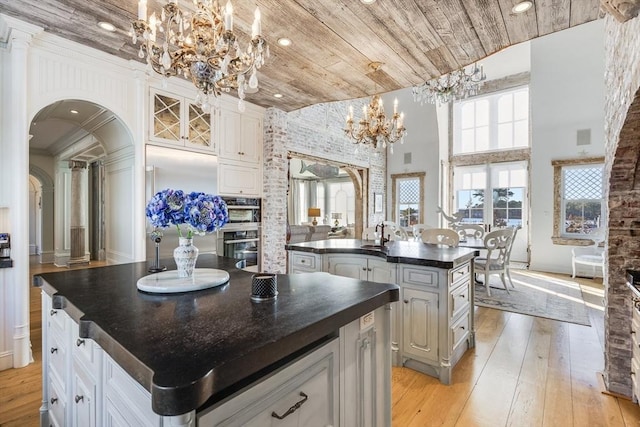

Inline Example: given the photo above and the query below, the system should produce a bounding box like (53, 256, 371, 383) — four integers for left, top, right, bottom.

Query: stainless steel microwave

(224, 197, 261, 224)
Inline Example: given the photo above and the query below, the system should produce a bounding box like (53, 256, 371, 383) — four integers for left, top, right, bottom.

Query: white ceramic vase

(174, 237, 199, 278)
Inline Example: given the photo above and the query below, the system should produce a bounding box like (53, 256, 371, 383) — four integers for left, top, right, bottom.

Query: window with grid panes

(397, 178, 420, 227)
(562, 164, 603, 236)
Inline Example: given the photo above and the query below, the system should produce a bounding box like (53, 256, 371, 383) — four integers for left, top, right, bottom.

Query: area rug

(474, 270, 591, 326)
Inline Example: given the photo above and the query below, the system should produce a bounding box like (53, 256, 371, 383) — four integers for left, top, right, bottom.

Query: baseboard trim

(0, 351, 13, 371)
(597, 371, 632, 400)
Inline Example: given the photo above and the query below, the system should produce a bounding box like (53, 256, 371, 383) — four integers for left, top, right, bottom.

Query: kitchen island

(36, 255, 399, 426)
(286, 239, 478, 384)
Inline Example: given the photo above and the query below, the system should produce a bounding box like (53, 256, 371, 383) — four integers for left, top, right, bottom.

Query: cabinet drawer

(48, 306, 68, 338)
(48, 378, 67, 427)
(71, 321, 101, 373)
(400, 266, 438, 288)
(450, 283, 470, 321)
(291, 252, 318, 271)
(49, 331, 68, 391)
(199, 339, 339, 427)
(451, 311, 470, 352)
(450, 263, 471, 287)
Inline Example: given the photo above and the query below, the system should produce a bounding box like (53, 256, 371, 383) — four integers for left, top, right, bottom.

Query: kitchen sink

(360, 244, 388, 251)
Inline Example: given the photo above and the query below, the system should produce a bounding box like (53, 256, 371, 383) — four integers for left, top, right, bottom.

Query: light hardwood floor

(1, 268, 639, 426)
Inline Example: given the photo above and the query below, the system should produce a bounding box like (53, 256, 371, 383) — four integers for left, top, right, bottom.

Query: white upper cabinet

(149, 88, 215, 154)
(218, 109, 262, 164)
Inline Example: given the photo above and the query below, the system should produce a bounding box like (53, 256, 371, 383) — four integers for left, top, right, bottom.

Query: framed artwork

(374, 193, 383, 213)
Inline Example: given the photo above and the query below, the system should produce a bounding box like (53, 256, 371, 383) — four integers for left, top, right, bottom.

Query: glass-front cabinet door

(150, 89, 213, 153)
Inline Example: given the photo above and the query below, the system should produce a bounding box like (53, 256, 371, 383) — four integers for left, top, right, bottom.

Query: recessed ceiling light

(512, 1, 533, 13)
(98, 21, 116, 32)
(361, 0, 376, 4)
(277, 38, 292, 47)
(70, 109, 79, 114)
(273, 93, 283, 98)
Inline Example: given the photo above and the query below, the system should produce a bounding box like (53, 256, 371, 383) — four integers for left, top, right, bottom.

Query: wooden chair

(571, 229, 604, 278)
(453, 224, 484, 240)
(411, 224, 433, 241)
(420, 228, 460, 247)
(474, 228, 514, 296)
(382, 221, 409, 241)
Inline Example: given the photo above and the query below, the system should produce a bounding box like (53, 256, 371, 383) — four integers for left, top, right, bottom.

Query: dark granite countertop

(286, 239, 478, 269)
(36, 255, 399, 416)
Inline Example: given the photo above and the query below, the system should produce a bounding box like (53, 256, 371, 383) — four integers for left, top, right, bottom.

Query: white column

(3, 17, 43, 368)
(68, 160, 89, 265)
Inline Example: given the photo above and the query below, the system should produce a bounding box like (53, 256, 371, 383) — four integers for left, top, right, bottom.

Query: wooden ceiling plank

(536, 0, 571, 36)
(497, 0, 539, 44)
(414, 0, 487, 70)
(569, 0, 602, 26)
(462, 0, 512, 56)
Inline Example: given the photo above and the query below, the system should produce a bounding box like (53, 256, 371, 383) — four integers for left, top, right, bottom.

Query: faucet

(375, 223, 389, 246)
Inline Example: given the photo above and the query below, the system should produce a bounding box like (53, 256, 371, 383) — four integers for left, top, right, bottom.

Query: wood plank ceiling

(0, 0, 602, 111)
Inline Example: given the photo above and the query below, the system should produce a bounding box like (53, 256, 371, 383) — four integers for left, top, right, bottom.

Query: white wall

(383, 88, 440, 227)
(529, 19, 605, 274)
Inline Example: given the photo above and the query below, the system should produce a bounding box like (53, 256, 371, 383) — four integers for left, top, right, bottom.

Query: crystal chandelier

(344, 93, 406, 153)
(412, 63, 486, 106)
(131, 0, 269, 112)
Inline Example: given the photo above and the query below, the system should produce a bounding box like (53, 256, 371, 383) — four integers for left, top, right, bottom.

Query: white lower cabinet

(288, 252, 321, 274)
(42, 292, 391, 427)
(287, 249, 474, 385)
(402, 287, 439, 365)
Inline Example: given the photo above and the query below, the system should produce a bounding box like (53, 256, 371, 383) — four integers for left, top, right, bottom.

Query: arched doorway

(29, 99, 135, 266)
(605, 89, 640, 396)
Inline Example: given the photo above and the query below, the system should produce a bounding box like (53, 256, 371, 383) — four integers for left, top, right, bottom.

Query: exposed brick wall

(604, 14, 640, 396)
(262, 101, 386, 273)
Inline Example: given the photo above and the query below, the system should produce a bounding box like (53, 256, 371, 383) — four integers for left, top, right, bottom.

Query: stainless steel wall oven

(218, 197, 261, 268)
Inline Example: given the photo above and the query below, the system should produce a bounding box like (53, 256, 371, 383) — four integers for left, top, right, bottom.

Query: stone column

(68, 160, 89, 266)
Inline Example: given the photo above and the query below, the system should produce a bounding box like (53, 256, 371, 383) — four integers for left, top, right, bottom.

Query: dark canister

(251, 273, 278, 302)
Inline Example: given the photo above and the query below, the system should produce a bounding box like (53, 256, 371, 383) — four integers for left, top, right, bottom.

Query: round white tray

(137, 268, 230, 294)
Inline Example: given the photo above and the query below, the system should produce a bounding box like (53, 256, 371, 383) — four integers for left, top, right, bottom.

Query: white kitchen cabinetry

(149, 88, 215, 154)
(287, 249, 474, 385)
(288, 252, 321, 274)
(324, 254, 396, 284)
(42, 292, 391, 427)
(41, 293, 103, 427)
(217, 162, 261, 197)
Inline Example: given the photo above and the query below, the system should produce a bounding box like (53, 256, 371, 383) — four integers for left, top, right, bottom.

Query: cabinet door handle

(50, 347, 58, 354)
(76, 338, 85, 347)
(75, 395, 84, 403)
(50, 309, 57, 316)
(271, 392, 308, 420)
(362, 267, 367, 271)
(50, 397, 58, 405)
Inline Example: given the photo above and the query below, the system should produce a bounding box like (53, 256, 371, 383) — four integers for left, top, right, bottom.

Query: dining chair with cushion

(474, 228, 514, 296)
(383, 220, 410, 241)
(453, 224, 485, 241)
(411, 224, 433, 241)
(420, 228, 460, 247)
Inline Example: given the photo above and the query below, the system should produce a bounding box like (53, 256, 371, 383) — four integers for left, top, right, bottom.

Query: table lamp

(331, 212, 342, 227)
(308, 207, 321, 226)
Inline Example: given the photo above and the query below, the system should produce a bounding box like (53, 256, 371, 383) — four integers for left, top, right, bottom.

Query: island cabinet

(286, 240, 476, 385)
(38, 258, 397, 427)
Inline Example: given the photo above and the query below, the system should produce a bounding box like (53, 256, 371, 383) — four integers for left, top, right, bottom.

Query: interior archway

(606, 89, 640, 394)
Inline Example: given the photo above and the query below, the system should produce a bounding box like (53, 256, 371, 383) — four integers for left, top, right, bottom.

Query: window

(453, 86, 529, 155)
(552, 157, 604, 243)
(391, 173, 425, 227)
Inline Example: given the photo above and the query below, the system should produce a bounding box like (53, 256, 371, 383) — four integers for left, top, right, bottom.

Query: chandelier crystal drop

(131, 0, 269, 112)
(412, 63, 486, 106)
(344, 94, 407, 153)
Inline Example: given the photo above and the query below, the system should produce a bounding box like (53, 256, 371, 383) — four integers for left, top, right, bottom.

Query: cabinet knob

(50, 309, 57, 316)
(362, 267, 367, 271)
(238, 151, 242, 155)
(50, 347, 58, 354)
(76, 338, 85, 347)
(300, 259, 305, 263)
(368, 267, 372, 271)
(50, 397, 58, 405)
(75, 395, 84, 403)
(404, 299, 409, 304)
